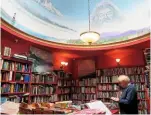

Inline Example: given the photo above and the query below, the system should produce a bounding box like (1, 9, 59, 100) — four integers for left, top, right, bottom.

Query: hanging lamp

(80, 0, 100, 45)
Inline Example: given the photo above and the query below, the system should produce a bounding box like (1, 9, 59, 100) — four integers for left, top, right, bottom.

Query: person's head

(118, 75, 130, 88)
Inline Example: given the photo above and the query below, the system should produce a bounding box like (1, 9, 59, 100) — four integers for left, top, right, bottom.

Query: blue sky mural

(1, 0, 150, 45)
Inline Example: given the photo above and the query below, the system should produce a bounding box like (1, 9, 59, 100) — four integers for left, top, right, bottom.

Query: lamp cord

(88, 0, 90, 31)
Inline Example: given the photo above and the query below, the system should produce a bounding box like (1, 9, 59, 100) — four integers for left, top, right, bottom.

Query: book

(0, 101, 20, 114)
(31, 95, 58, 103)
(85, 100, 112, 115)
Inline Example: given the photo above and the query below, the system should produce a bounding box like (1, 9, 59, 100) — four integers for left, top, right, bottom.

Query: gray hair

(118, 75, 130, 83)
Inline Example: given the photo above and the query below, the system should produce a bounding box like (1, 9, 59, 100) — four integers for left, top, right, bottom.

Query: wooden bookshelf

(54, 70, 73, 101)
(1, 56, 32, 103)
(143, 48, 150, 114)
(29, 72, 58, 103)
(1, 56, 59, 104)
(71, 73, 97, 104)
(96, 66, 148, 114)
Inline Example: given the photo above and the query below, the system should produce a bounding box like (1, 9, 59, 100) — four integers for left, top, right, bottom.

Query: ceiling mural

(1, 0, 150, 45)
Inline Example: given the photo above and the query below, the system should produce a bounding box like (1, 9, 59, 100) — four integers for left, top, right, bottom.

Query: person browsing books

(110, 75, 138, 114)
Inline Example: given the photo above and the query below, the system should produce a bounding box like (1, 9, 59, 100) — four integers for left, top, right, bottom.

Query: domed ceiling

(1, 0, 150, 45)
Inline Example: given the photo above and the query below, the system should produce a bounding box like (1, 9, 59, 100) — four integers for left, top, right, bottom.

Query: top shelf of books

(2, 56, 32, 64)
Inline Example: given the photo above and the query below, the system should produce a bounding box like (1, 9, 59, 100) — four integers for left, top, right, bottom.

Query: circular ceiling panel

(1, 0, 150, 45)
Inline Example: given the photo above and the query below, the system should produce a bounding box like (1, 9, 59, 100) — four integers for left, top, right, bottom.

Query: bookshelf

(71, 73, 97, 105)
(54, 70, 72, 101)
(144, 48, 150, 114)
(96, 66, 148, 114)
(30, 72, 58, 103)
(1, 56, 32, 103)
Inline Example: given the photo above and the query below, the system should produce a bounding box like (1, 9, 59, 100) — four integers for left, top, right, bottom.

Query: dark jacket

(119, 84, 138, 114)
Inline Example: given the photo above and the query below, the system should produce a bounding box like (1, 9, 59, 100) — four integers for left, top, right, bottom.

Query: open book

(0, 101, 20, 114)
(85, 100, 112, 115)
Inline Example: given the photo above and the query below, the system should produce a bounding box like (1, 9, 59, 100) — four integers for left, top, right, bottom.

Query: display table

(19, 107, 119, 114)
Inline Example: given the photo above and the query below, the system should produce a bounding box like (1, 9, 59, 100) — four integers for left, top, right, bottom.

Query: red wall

(1, 29, 150, 77)
(1, 31, 73, 73)
(73, 47, 149, 79)
(96, 49, 146, 69)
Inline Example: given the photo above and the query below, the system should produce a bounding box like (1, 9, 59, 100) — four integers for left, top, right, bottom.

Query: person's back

(111, 75, 139, 114)
(119, 84, 138, 114)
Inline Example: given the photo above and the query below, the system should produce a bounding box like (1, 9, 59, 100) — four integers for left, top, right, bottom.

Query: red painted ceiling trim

(1, 20, 150, 51)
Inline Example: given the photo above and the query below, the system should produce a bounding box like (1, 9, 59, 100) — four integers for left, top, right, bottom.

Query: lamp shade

(80, 31, 100, 44)
(116, 59, 120, 63)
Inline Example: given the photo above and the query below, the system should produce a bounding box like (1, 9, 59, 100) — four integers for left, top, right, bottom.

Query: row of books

(129, 75, 145, 82)
(71, 94, 96, 100)
(31, 95, 58, 103)
(31, 74, 56, 83)
(97, 84, 117, 91)
(138, 110, 147, 114)
(54, 70, 71, 79)
(71, 80, 79, 86)
(97, 76, 118, 83)
(16, 63, 30, 72)
(81, 87, 96, 93)
(58, 88, 70, 94)
(31, 85, 56, 95)
(137, 92, 145, 99)
(71, 87, 81, 93)
(79, 78, 96, 86)
(1, 72, 30, 82)
(58, 80, 72, 86)
(81, 94, 96, 101)
(134, 84, 145, 91)
(97, 75, 145, 83)
(58, 95, 70, 101)
(99, 98, 113, 102)
(15, 73, 30, 82)
(2, 61, 15, 71)
(96, 67, 144, 76)
(2, 60, 30, 72)
(144, 48, 150, 98)
(72, 100, 82, 105)
(97, 92, 118, 98)
(1, 84, 28, 93)
(7, 96, 29, 103)
(1, 71, 13, 81)
(138, 100, 147, 108)
(144, 48, 150, 65)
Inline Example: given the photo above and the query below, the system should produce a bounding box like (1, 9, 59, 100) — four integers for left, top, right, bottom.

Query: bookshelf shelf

(58, 78, 72, 80)
(1, 69, 11, 72)
(97, 97, 110, 99)
(15, 71, 30, 74)
(98, 90, 118, 92)
(30, 94, 55, 96)
(1, 92, 29, 95)
(70, 85, 96, 87)
(2, 56, 32, 64)
(97, 82, 118, 84)
(81, 92, 96, 94)
(58, 86, 72, 87)
(58, 93, 70, 95)
(1, 81, 29, 84)
(31, 82, 57, 85)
